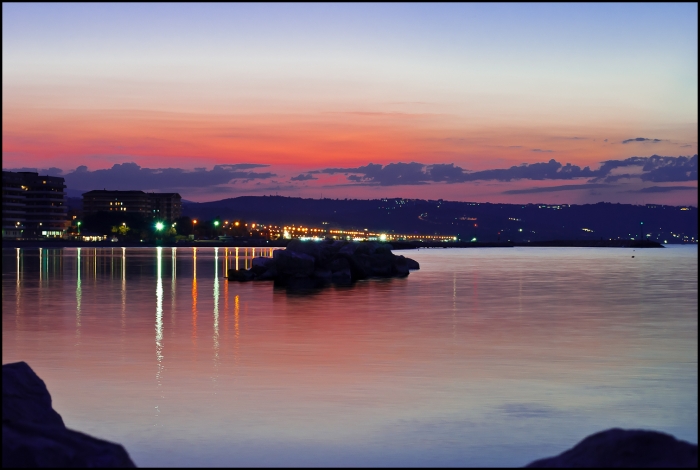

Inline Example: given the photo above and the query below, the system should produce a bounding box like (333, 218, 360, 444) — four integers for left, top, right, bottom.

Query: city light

(214, 221, 220, 227)
(155, 222, 164, 231)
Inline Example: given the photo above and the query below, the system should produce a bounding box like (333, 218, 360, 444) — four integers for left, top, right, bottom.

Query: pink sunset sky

(3, 4, 697, 205)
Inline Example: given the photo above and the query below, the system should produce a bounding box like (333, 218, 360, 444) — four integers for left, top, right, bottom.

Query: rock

(391, 255, 410, 277)
(328, 257, 350, 273)
(369, 252, 395, 277)
(227, 240, 419, 289)
(312, 268, 332, 284)
(345, 253, 372, 280)
(251, 257, 274, 269)
(525, 428, 698, 468)
(2, 361, 64, 427)
(338, 243, 360, 256)
(2, 362, 136, 468)
(227, 268, 255, 282)
(405, 257, 420, 270)
(331, 268, 352, 285)
(256, 266, 278, 281)
(273, 249, 316, 278)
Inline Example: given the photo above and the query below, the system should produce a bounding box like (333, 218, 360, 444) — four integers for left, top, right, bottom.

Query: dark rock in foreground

(228, 240, 419, 287)
(3, 362, 136, 468)
(525, 428, 697, 468)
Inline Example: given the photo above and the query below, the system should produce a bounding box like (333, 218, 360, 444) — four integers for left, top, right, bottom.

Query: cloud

(531, 149, 553, 152)
(321, 162, 430, 185)
(502, 184, 609, 195)
(461, 159, 599, 182)
(290, 173, 317, 181)
(7, 167, 64, 176)
(317, 159, 601, 186)
(589, 154, 697, 183)
(5, 162, 276, 191)
(630, 185, 697, 193)
(622, 137, 662, 144)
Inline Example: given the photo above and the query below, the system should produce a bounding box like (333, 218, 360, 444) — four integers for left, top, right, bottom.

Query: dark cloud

(589, 154, 697, 183)
(317, 159, 601, 186)
(6, 162, 276, 191)
(461, 159, 599, 182)
(321, 162, 429, 186)
(427, 163, 468, 182)
(502, 184, 609, 195)
(622, 137, 662, 144)
(631, 185, 697, 193)
(290, 173, 317, 181)
(7, 167, 64, 176)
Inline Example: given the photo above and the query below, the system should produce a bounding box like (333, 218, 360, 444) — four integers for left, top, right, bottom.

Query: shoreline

(2, 239, 666, 249)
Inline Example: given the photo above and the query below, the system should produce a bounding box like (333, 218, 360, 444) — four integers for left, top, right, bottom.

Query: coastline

(2, 239, 665, 249)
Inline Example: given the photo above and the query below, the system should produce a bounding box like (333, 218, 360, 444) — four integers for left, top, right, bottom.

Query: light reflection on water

(2, 246, 697, 467)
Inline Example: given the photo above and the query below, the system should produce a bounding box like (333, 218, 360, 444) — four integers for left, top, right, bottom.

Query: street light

(77, 221, 81, 234)
(155, 222, 164, 231)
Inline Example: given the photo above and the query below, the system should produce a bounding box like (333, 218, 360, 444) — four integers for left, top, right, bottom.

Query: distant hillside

(181, 196, 697, 244)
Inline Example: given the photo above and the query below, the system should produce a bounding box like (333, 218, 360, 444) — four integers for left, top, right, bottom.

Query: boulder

(251, 257, 274, 269)
(227, 269, 255, 282)
(273, 249, 316, 278)
(312, 268, 332, 284)
(2, 362, 136, 468)
(256, 266, 278, 281)
(405, 257, 420, 270)
(227, 241, 419, 288)
(369, 252, 395, 277)
(328, 257, 350, 273)
(525, 428, 698, 468)
(331, 268, 352, 285)
(391, 255, 410, 277)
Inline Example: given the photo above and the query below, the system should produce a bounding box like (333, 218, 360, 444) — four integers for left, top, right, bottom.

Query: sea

(2, 245, 697, 467)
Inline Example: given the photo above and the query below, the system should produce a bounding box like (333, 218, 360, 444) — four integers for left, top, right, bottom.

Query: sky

(2, 3, 697, 205)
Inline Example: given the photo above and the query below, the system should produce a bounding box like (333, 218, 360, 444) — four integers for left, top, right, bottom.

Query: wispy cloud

(622, 137, 662, 144)
(502, 184, 609, 195)
(629, 185, 697, 193)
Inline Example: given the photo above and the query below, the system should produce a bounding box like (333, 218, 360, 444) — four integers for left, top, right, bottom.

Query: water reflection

(192, 248, 198, 347)
(1, 246, 697, 467)
(171, 247, 176, 328)
(233, 294, 240, 363)
(213, 248, 220, 372)
(76, 248, 82, 343)
(155, 248, 164, 422)
(15, 248, 21, 327)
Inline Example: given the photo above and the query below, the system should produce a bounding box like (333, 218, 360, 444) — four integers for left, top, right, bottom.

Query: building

(82, 190, 181, 222)
(149, 193, 182, 222)
(2, 171, 68, 238)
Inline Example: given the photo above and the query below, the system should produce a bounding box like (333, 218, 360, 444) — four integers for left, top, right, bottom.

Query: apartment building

(2, 171, 68, 238)
(82, 190, 181, 222)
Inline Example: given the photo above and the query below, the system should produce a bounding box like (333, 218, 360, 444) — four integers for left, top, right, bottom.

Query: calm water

(2, 246, 697, 467)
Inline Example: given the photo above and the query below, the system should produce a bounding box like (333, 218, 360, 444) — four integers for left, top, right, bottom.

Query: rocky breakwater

(228, 239, 420, 288)
(3, 361, 136, 467)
